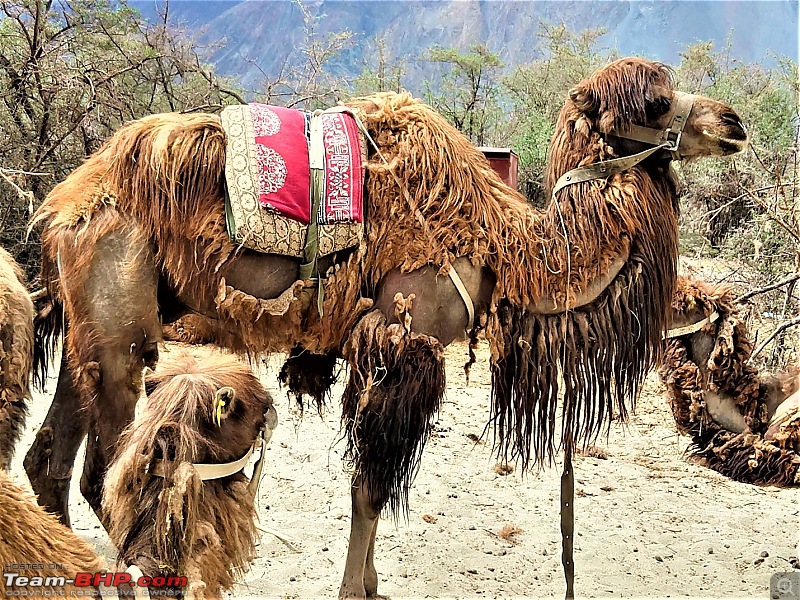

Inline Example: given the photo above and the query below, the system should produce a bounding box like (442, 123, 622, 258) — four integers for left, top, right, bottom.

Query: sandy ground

(7, 339, 800, 599)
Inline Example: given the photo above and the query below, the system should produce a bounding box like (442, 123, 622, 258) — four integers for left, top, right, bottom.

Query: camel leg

(337, 259, 492, 598)
(364, 515, 379, 597)
(80, 430, 107, 523)
(340, 478, 381, 599)
(339, 258, 490, 599)
(24, 352, 87, 525)
(57, 218, 160, 524)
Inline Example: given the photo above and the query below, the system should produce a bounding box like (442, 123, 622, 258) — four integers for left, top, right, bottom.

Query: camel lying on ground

(103, 347, 277, 598)
(661, 277, 800, 485)
(0, 247, 34, 471)
(28, 58, 747, 597)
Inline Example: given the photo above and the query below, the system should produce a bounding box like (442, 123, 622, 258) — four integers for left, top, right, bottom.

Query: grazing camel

(661, 277, 800, 485)
(0, 247, 34, 471)
(103, 347, 277, 598)
(28, 58, 746, 597)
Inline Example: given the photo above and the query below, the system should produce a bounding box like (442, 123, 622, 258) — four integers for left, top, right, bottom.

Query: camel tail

(32, 257, 63, 390)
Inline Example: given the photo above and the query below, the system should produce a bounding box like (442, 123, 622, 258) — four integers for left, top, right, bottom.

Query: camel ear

(213, 386, 236, 427)
(569, 85, 598, 113)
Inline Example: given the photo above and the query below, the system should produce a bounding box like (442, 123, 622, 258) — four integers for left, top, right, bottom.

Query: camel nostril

(721, 112, 747, 133)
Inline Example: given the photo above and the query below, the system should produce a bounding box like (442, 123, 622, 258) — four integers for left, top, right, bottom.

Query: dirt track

(9, 340, 799, 599)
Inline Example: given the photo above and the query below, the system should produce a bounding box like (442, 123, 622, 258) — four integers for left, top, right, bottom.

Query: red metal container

(479, 147, 519, 190)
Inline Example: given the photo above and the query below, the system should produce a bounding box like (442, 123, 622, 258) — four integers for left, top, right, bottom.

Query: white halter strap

(665, 311, 720, 339)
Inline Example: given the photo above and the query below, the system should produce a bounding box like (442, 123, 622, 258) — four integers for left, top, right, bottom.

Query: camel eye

(646, 96, 671, 120)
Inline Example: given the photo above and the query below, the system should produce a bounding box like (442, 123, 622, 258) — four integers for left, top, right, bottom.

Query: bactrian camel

(662, 277, 799, 485)
(27, 58, 747, 598)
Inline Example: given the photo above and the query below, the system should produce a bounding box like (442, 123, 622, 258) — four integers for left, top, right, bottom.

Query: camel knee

(351, 477, 382, 520)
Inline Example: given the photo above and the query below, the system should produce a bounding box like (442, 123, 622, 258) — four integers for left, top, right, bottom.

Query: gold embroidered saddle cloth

(221, 103, 366, 258)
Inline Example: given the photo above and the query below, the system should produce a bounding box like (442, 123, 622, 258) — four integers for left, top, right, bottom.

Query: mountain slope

(131, 0, 799, 90)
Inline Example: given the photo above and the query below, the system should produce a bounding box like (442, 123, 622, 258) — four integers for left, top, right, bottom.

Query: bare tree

(0, 0, 241, 278)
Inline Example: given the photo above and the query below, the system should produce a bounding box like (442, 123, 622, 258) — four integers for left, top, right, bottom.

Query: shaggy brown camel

(103, 347, 277, 598)
(28, 58, 746, 598)
(0, 471, 105, 596)
(0, 247, 34, 471)
(661, 277, 800, 485)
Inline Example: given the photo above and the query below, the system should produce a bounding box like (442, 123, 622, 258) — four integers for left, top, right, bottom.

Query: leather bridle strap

(126, 565, 151, 600)
(615, 91, 696, 160)
(665, 311, 720, 339)
(552, 91, 697, 200)
(151, 428, 266, 480)
(551, 142, 671, 200)
(150, 408, 275, 496)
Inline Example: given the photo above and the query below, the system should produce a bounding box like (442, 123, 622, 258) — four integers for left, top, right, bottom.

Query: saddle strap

(300, 113, 325, 281)
(448, 265, 475, 329)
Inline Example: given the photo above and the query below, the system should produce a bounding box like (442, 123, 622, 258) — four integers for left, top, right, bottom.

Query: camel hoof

(337, 583, 366, 600)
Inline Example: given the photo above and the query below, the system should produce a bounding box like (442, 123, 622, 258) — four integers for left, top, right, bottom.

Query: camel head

(103, 348, 277, 599)
(664, 277, 799, 434)
(663, 279, 800, 484)
(567, 57, 748, 161)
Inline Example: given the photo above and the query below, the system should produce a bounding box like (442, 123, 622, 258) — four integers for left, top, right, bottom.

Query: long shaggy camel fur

(103, 348, 276, 598)
(0, 471, 104, 595)
(660, 277, 800, 485)
(0, 247, 34, 471)
(163, 314, 218, 345)
(29, 58, 747, 598)
(163, 316, 340, 414)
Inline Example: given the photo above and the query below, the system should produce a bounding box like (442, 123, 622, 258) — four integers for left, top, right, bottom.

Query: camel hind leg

(24, 352, 87, 525)
(55, 214, 161, 522)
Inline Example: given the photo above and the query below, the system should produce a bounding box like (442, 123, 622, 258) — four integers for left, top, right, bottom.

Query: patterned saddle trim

(221, 105, 366, 258)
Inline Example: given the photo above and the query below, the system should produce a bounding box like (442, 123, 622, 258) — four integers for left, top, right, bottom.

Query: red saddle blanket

(247, 104, 363, 225)
(221, 104, 366, 257)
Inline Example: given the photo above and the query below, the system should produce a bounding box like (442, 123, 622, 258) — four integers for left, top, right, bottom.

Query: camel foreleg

(52, 216, 161, 526)
(339, 309, 446, 599)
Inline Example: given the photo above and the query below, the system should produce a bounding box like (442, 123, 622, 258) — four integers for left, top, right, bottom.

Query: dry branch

(737, 272, 800, 304)
(749, 315, 800, 362)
